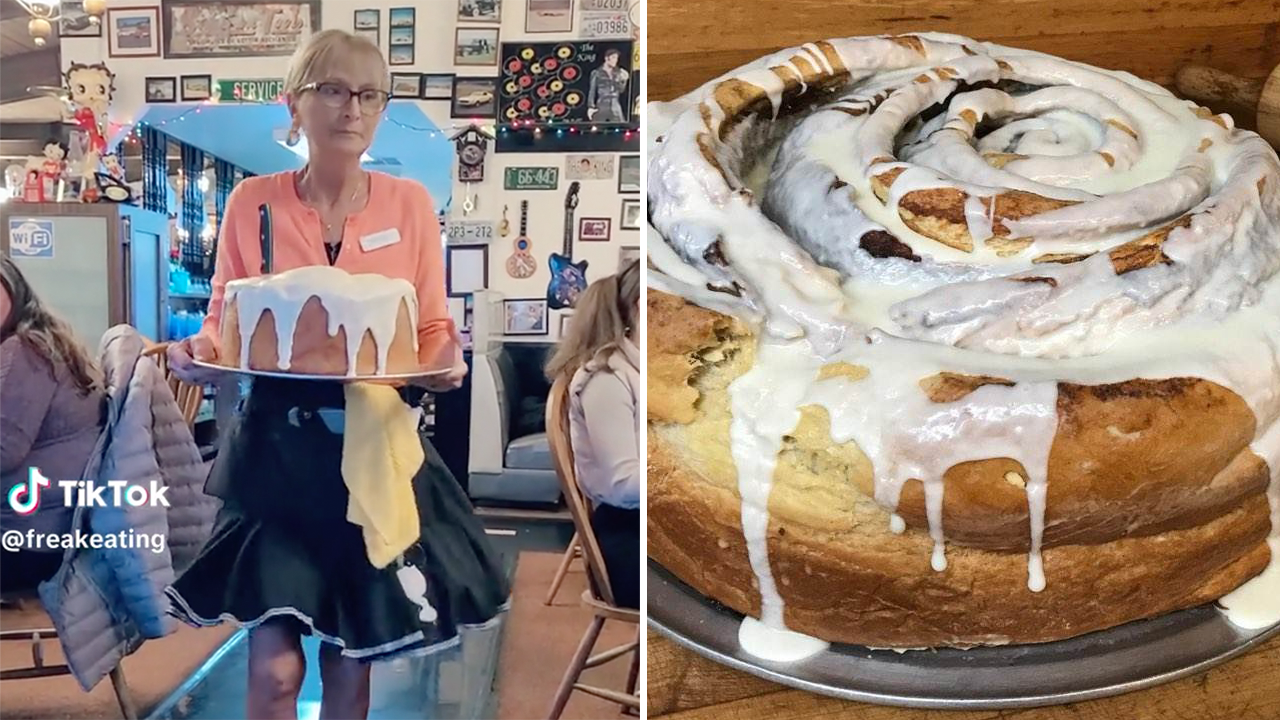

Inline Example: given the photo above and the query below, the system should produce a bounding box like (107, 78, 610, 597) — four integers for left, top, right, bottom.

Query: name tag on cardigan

(360, 228, 401, 252)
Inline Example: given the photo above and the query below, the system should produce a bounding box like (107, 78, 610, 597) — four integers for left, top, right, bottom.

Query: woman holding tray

(167, 29, 509, 720)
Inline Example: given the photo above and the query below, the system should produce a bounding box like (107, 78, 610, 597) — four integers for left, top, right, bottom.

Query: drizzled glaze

(224, 265, 419, 376)
(647, 32, 1280, 652)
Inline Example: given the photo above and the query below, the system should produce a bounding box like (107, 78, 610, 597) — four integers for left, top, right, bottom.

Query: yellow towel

(341, 383, 424, 569)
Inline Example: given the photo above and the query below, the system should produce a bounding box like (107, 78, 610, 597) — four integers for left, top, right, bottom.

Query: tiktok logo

(6, 468, 170, 512)
(7, 468, 51, 516)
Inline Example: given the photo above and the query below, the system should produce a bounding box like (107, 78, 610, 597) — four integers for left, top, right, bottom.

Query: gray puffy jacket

(37, 325, 219, 691)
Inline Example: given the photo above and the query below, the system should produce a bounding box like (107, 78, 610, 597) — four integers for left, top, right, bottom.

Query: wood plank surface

(645, 2, 1280, 718)
(647, 629, 1280, 719)
(647, 0, 1280, 101)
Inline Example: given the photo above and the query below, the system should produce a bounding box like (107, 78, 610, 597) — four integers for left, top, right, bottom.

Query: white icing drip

(738, 616, 829, 662)
(647, 32, 1280, 637)
(727, 340, 815, 628)
(223, 265, 419, 375)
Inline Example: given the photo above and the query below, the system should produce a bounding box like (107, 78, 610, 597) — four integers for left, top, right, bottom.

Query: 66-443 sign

(504, 166, 559, 190)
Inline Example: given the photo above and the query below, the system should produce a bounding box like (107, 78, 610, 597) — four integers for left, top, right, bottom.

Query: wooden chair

(0, 618, 138, 718)
(141, 342, 203, 429)
(544, 377, 640, 719)
(544, 531, 581, 605)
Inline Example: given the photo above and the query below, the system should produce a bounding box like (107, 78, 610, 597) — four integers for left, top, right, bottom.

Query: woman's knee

(247, 623, 306, 699)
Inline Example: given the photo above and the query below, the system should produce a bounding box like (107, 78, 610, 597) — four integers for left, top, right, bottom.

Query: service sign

(216, 79, 285, 103)
(446, 219, 496, 245)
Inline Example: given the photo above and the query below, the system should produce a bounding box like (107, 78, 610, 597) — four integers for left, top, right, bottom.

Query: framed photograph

(390, 73, 421, 99)
(498, 39, 633, 127)
(107, 6, 161, 58)
(389, 7, 415, 27)
(389, 44, 415, 66)
(163, 1, 320, 59)
(579, 217, 611, 242)
(389, 26, 414, 46)
(503, 298, 549, 336)
(565, 154, 614, 180)
(353, 8, 379, 29)
(145, 76, 177, 103)
(526, 0, 573, 33)
(180, 74, 213, 101)
(458, 0, 502, 23)
(618, 154, 640, 193)
(451, 76, 497, 118)
(559, 313, 573, 338)
(355, 28, 379, 47)
(454, 27, 499, 66)
(446, 245, 489, 296)
(618, 245, 640, 270)
(60, 1, 102, 37)
(421, 73, 454, 101)
(620, 198, 641, 230)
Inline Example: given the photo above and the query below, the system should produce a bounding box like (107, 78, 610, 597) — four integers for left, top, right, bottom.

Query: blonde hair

(284, 29, 389, 96)
(546, 260, 641, 382)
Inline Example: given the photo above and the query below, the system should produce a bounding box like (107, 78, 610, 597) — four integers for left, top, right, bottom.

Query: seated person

(0, 256, 105, 593)
(545, 260, 640, 608)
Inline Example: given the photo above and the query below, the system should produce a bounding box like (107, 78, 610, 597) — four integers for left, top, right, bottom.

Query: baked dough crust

(646, 289, 1273, 647)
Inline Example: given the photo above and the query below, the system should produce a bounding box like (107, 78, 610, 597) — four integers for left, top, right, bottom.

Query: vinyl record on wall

(498, 40, 635, 126)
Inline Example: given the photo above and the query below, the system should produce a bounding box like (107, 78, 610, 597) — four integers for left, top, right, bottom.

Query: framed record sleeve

(497, 39, 635, 126)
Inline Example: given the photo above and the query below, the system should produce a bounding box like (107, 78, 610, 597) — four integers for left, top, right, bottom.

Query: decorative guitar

(505, 200, 538, 279)
(546, 181, 587, 310)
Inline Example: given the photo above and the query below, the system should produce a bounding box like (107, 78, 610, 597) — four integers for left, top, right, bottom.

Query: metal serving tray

(648, 561, 1280, 710)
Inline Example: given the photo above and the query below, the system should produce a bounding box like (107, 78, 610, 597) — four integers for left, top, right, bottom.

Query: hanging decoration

(452, 124, 493, 216)
(179, 145, 207, 274)
(141, 125, 167, 213)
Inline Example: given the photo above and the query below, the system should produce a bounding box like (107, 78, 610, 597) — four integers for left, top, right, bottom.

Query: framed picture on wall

(559, 313, 573, 337)
(389, 26, 414, 46)
(618, 245, 640, 270)
(421, 74, 454, 100)
(107, 6, 161, 58)
(180, 74, 212, 101)
(451, 77, 498, 118)
(355, 28, 379, 47)
(526, 0, 573, 33)
(390, 73, 421, 98)
(144, 76, 177, 103)
(163, 0, 320, 59)
(455, 27, 499, 66)
(60, 1, 102, 37)
(504, 298, 549, 336)
(459, 0, 502, 23)
(446, 245, 489, 296)
(579, 217, 611, 242)
(618, 154, 640, 193)
(389, 44, 415, 66)
(620, 198, 641, 230)
(354, 8, 379, 29)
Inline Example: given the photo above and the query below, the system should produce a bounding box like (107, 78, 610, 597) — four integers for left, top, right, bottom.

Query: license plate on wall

(504, 166, 560, 190)
(446, 220, 496, 244)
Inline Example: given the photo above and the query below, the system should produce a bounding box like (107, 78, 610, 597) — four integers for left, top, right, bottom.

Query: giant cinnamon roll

(646, 32, 1280, 650)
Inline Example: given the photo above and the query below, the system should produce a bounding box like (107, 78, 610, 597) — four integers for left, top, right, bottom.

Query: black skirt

(166, 378, 510, 662)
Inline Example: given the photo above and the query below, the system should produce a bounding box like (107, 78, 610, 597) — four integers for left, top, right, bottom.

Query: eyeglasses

(300, 82, 389, 115)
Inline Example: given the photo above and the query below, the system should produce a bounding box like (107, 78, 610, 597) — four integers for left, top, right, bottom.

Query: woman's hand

(168, 335, 226, 385)
(413, 361, 467, 392)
